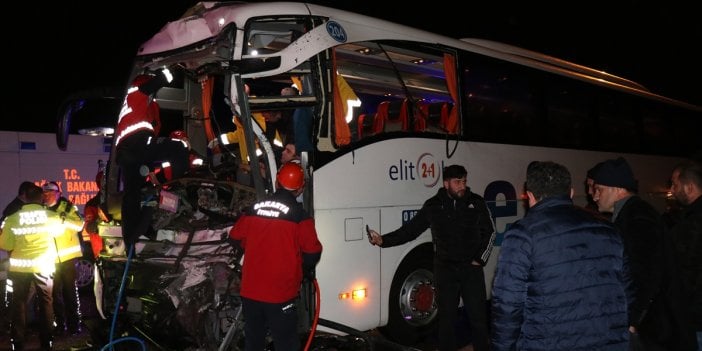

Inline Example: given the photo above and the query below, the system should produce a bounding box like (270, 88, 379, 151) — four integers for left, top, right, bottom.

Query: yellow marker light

(352, 288, 367, 300)
(339, 285, 369, 301)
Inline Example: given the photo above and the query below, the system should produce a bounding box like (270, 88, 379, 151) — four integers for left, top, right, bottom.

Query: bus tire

(380, 245, 437, 343)
(74, 258, 94, 290)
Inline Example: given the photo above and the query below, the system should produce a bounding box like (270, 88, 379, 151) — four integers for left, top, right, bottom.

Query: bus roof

(459, 38, 649, 92)
(137, 1, 701, 112)
(138, 2, 313, 56)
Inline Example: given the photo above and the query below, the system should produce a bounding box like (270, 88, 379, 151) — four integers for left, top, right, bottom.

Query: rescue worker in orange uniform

(114, 69, 189, 248)
(229, 162, 322, 351)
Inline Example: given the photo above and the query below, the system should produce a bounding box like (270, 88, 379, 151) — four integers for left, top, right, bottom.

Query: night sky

(6, 0, 700, 133)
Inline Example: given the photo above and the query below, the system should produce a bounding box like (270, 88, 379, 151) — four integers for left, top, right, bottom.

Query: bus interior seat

(357, 113, 375, 139)
(414, 100, 428, 131)
(417, 101, 452, 133)
(375, 99, 409, 133)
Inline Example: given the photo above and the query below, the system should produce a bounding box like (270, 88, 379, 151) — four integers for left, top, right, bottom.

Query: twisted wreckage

(93, 179, 257, 350)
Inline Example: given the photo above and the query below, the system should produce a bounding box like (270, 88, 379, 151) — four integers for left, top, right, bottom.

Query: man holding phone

(367, 164, 495, 351)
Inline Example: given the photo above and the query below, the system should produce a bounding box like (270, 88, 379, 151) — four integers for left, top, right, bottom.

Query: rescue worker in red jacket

(114, 68, 189, 249)
(229, 162, 322, 351)
(169, 129, 206, 173)
(82, 170, 108, 259)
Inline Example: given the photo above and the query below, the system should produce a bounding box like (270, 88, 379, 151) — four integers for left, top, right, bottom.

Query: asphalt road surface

(0, 287, 476, 351)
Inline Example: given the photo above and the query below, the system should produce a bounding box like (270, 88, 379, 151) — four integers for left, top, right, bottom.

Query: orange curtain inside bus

(443, 54, 459, 134)
(332, 49, 352, 146)
(200, 76, 219, 152)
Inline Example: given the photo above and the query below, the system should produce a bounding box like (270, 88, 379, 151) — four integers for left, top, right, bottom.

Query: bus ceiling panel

(335, 63, 446, 98)
(336, 44, 445, 75)
(248, 96, 317, 111)
(336, 54, 445, 81)
(342, 79, 450, 103)
(338, 42, 443, 61)
(339, 69, 449, 96)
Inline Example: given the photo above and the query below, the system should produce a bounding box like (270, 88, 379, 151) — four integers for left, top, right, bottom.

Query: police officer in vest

(42, 181, 85, 336)
(1, 183, 63, 351)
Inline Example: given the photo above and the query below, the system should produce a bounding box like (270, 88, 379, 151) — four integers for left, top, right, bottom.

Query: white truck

(1, 130, 109, 212)
(1, 130, 110, 287)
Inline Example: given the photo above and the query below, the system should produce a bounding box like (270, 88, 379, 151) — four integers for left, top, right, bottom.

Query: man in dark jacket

(229, 162, 322, 351)
(594, 157, 697, 351)
(492, 161, 629, 351)
(368, 164, 495, 351)
(668, 159, 702, 350)
(1, 181, 36, 222)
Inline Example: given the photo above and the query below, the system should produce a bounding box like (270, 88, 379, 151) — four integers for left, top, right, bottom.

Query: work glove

(208, 138, 220, 149)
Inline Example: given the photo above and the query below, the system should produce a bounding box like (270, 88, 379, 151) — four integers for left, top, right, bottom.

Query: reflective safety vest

(222, 113, 281, 164)
(115, 84, 160, 146)
(0, 203, 64, 274)
(49, 198, 85, 262)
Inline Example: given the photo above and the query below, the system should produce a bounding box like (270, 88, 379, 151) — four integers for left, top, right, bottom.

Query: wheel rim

(397, 268, 436, 326)
(74, 259, 94, 288)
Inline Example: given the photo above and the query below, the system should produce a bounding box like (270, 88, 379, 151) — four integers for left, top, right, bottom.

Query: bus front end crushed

(93, 179, 256, 350)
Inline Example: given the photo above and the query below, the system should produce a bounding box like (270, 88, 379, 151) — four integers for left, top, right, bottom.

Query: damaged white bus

(57, 2, 702, 350)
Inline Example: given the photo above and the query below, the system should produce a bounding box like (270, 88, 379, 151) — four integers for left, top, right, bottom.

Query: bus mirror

(55, 87, 123, 150)
(56, 99, 85, 151)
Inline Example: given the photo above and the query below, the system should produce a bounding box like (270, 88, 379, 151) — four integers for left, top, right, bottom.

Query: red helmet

(169, 130, 188, 140)
(277, 162, 305, 191)
(131, 74, 154, 87)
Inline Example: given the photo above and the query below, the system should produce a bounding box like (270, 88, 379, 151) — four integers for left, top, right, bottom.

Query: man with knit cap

(593, 157, 697, 350)
(584, 161, 607, 216)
